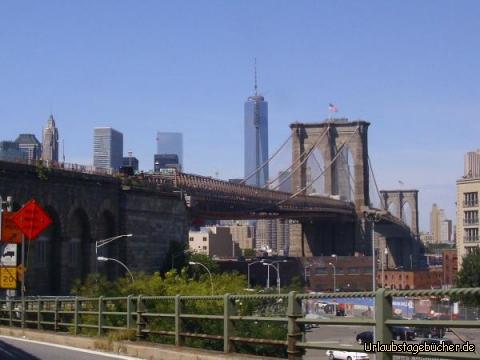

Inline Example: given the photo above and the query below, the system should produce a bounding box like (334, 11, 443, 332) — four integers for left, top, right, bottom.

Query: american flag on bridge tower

(328, 103, 338, 113)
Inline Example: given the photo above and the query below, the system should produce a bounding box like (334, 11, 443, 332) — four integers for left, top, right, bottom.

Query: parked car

(413, 316, 446, 338)
(326, 350, 369, 360)
(415, 326, 445, 339)
(421, 338, 453, 345)
(392, 326, 415, 341)
(356, 331, 373, 345)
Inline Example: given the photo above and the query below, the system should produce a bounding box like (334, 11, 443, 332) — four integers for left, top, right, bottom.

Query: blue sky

(1, 1, 479, 231)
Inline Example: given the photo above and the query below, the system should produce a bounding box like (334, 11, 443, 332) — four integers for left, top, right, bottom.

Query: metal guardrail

(0, 288, 479, 360)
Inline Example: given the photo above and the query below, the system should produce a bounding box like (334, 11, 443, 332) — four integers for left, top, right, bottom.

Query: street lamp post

(95, 234, 133, 255)
(97, 257, 134, 282)
(381, 248, 388, 288)
(95, 234, 133, 279)
(189, 261, 214, 295)
(363, 210, 383, 292)
(247, 260, 264, 289)
(303, 264, 312, 283)
(263, 263, 280, 294)
(328, 262, 336, 292)
(363, 209, 385, 360)
(263, 260, 287, 294)
(331, 254, 337, 264)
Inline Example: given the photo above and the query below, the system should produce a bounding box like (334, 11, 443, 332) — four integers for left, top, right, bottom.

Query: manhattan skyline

(2, 1, 480, 230)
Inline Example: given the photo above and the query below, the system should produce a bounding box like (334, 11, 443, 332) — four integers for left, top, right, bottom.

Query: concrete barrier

(0, 326, 277, 360)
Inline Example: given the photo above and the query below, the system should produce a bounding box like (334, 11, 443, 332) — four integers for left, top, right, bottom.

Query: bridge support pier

(288, 218, 358, 257)
(375, 232, 423, 273)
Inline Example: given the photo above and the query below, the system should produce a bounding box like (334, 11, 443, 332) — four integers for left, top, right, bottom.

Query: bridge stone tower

(381, 190, 419, 236)
(290, 119, 370, 210)
(289, 119, 370, 257)
(376, 189, 422, 269)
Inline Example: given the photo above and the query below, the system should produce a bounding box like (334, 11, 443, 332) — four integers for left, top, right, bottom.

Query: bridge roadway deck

(141, 172, 357, 219)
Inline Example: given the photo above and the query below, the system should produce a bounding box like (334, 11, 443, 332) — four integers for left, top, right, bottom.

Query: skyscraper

(122, 156, 139, 172)
(15, 134, 41, 161)
(42, 114, 59, 162)
(430, 203, 451, 243)
(244, 63, 268, 187)
(0, 141, 25, 161)
(464, 149, 480, 178)
(154, 154, 180, 172)
(156, 132, 183, 170)
(93, 128, 123, 171)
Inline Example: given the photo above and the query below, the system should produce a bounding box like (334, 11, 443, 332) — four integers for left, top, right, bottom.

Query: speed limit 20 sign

(0, 267, 17, 289)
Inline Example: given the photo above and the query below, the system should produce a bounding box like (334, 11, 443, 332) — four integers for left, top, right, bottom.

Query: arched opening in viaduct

(96, 210, 117, 280)
(25, 206, 61, 295)
(65, 208, 91, 294)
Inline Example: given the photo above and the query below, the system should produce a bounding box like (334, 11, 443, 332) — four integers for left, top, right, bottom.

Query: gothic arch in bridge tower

(336, 146, 355, 202)
(401, 201, 413, 230)
(305, 148, 326, 195)
(387, 201, 399, 218)
(290, 119, 370, 209)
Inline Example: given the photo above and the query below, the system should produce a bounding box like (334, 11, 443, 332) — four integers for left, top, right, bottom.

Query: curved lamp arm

(97, 256, 134, 283)
(189, 261, 214, 295)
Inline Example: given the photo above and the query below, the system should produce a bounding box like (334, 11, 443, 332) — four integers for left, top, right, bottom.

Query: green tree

(455, 249, 480, 305)
(187, 252, 220, 276)
(160, 240, 188, 274)
(242, 248, 255, 257)
(72, 270, 289, 357)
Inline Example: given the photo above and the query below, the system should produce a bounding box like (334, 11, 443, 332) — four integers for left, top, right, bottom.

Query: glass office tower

(244, 95, 268, 187)
(93, 127, 123, 171)
(156, 132, 183, 170)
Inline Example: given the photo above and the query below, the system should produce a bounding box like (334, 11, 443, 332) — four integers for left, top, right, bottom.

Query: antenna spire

(254, 58, 258, 96)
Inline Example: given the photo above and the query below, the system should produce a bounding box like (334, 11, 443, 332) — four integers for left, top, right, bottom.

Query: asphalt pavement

(303, 325, 480, 359)
(0, 336, 142, 360)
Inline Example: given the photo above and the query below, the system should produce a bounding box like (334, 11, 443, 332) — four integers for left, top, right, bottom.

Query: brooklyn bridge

(0, 119, 423, 295)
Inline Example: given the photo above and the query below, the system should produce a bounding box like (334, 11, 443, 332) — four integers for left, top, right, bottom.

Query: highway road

(303, 325, 480, 359)
(0, 335, 143, 360)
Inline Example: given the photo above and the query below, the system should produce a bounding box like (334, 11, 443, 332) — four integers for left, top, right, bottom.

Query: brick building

(378, 267, 443, 290)
(304, 256, 373, 292)
(442, 249, 458, 287)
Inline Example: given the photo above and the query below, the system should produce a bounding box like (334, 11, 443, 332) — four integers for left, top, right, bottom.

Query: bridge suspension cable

(241, 132, 293, 184)
(267, 125, 331, 191)
(368, 155, 383, 208)
(275, 126, 360, 206)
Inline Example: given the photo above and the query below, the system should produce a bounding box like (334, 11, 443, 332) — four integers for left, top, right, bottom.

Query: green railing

(0, 288, 479, 360)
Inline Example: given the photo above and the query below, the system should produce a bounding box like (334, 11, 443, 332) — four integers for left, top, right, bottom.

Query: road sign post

(11, 199, 52, 300)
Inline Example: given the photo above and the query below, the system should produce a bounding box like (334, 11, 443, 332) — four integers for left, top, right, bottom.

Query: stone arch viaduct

(0, 161, 189, 295)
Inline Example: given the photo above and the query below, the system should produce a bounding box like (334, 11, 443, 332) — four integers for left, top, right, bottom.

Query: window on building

(202, 237, 207, 241)
(315, 267, 327, 275)
(348, 267, 359, 274)
(189, 237, 193, 241)
(202, 246, 207, 250)
(464, 210, 479, 225)
(465, 228, 479, 242)
(464, 192, 479, 207)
